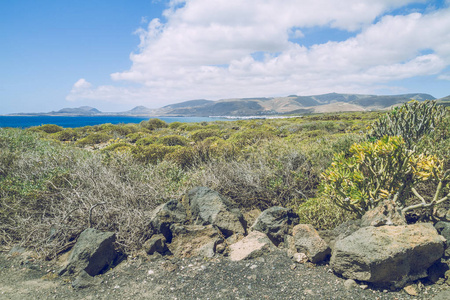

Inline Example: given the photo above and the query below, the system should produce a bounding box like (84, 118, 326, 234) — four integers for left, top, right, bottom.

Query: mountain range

(7, 92, 447, 117)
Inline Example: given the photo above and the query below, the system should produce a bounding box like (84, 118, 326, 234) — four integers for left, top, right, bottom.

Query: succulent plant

(321, 136, 449, 217)
(368, 100, 447, 148)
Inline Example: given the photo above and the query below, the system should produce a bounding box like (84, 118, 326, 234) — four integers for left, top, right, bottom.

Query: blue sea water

(0, 116, 230, 129)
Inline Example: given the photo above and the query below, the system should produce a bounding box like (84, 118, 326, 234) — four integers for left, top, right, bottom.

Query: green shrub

(139, 118, 168, 130)
(52, 129, 79, 141)
(228, 129, 274, 148)
(126, 132, 150, 143)
(305, 129, 328, 138)
(101, 142, 132, 153)
(158, 134, 189, 146)
(368, 100, 447, 148)
(190, 129, 220, 142)
(165, 147, 197, 169)
(97, 123, 115, 131)
(135, 137, 156, 146)
(131, 144, 178, 164)
(0, 148, 16, 176)
(109, 124, 139, 136)
(297, 197, 356, 230)
(27, 124, 64, 134)
(75, 132, 112, 146)
(169, 121, 182, 129)
(295, 133, 364, 173)
(178, 123, 203, 131)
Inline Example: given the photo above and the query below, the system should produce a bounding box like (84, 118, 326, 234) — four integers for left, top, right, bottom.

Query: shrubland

(0, 104, 448, 258)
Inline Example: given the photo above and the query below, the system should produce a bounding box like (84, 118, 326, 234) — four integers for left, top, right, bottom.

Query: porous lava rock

(331, 223, 445, 287)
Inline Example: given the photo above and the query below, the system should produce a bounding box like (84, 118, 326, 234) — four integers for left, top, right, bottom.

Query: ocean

(0, 116, 230, 129)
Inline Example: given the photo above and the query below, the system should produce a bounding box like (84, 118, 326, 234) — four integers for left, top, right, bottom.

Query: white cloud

(72, 78, 91, 89)
(67, 0, 450, 107)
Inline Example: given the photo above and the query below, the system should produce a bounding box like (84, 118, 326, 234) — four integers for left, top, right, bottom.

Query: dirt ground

(1, 248, 450, 300)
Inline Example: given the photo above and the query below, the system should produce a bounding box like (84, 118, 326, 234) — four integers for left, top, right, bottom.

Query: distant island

(5, 92, 450, 117)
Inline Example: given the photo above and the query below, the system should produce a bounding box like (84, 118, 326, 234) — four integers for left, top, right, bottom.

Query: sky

(1, 0, 450, 114)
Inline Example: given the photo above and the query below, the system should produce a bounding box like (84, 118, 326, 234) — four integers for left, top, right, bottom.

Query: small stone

(403, 284, 418, 296)
(148, 270, 155, 275)
(359, 285, 368, 290)
(292, 252, 308, 264)
(290, 264, 296, 270)
(344, 279, 358, 289)
(249, 264, 258, 269)
(143, 234, 168, 255)
(216, 243, 226, 254)
(198, 241, 216, 258)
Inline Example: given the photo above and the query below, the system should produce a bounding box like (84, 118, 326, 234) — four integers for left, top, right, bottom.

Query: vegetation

(368, 100, 446, 148)
(322, 101, 449, 218)
(321, 136, 449, 216)
(1, 103, 448, 258)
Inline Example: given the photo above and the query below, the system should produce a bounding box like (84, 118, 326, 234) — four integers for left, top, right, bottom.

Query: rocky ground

(1, 249, 449, 300)
(2, 188, 450, 299)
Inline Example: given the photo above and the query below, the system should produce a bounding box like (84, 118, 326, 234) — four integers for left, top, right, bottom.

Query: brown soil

(1, 249, 449, 300)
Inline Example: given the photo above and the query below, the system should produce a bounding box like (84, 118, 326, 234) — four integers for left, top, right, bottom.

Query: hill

(5, 93, 436, 117)
(53, 106, 101, 115)
(147, 92, 435, 116)
(437, 95, 450, 107)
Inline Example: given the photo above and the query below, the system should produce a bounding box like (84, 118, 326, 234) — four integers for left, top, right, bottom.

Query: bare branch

(88, 202, 107, 228)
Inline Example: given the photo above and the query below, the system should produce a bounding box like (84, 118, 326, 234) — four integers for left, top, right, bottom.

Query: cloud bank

(67, 0, 450, 107)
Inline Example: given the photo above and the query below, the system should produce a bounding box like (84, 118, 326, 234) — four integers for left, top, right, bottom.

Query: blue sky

(1, 0, 450, 114)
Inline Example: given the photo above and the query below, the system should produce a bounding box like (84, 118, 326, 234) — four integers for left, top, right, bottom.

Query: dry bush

(0, 130, 193, 258)
(191, 141, 319, 210)
(32, 154, 190, 258)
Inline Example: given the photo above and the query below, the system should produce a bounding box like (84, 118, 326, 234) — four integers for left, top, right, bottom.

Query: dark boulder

(185, 187, 246, 237)
(59, 228, 117, 277)
(251, 206, 299, 246)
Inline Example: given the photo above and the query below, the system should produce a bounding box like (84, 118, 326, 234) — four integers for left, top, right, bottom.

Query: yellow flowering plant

(321, 136, 449, 217)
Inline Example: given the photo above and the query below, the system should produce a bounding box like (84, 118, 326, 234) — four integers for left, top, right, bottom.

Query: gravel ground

(1, 249, 449, 300)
